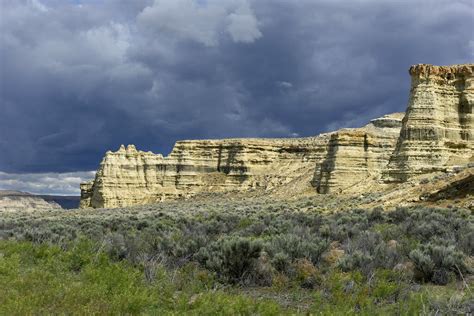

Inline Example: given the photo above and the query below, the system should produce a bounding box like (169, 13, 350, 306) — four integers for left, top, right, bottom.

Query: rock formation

(313, 113, 404, 193)
(81, 63, 473, 209)
(80, 138, 331, 208)
(0, 191, 62, 212)
(384, 64, 473, 182)
(81, 114, 403, 208)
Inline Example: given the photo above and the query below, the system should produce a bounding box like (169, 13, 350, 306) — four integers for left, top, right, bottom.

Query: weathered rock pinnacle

(384, 64, 473, 182)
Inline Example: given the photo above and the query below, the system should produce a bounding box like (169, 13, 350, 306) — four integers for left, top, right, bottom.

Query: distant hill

(38, 195, 80, 209)
(0, 190, 62, 212)
(0, 190, 81, 210)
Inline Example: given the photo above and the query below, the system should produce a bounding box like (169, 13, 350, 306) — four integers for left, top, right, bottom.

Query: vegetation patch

(0, 198, 472, 314)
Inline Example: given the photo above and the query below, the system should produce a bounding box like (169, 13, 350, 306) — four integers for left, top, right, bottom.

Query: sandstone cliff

(313, 113, 403, 193)
(80, 137, 331, 208)
(384, 64, 473, 182)
(81, 114, 403, 208)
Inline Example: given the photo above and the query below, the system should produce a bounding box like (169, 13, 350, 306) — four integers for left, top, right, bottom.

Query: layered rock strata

(80, 138, 331, 208)
(81, 114, 403, 208)
(314, 113, 403, 193)
(384, 64, 473, 182)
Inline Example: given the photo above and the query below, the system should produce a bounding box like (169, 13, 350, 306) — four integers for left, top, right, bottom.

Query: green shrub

(271, 252, 290, 273)
(266, 233, 328, 264)
(196, 237, 263, 284)
(338, 231, 401, 275)
(409, 243, 469, 284)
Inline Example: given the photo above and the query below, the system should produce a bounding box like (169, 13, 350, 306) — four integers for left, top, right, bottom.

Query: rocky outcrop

(313, 113, 403, 193)
(0, 191, 62, 212)
(384, 64, 473, 182)
(81, 114, 403, 208)
(80, 138, 331, 208)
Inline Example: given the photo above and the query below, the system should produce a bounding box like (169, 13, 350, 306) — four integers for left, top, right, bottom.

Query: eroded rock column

(385, 64, 473, 182)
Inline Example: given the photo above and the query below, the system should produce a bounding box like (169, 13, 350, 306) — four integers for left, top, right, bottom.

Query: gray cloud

(0, 0, 472, 185)
(138, 0, 261, 46)
(0, 171, 95, 195)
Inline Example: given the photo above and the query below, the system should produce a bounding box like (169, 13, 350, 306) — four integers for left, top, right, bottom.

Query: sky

(0, 0, 473, 195)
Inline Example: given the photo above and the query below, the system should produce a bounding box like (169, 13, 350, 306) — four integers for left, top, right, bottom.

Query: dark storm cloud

(1, 0, 473, 178)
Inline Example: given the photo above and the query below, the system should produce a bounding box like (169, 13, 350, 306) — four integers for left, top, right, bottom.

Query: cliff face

(314, 114, 403, 193)
(81, 114, 403, 208)
(80, 137, 331, 208)
(384, 64, 473, 182)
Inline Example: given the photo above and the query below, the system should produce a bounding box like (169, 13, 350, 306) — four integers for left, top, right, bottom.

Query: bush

(266, 233, 328, 264)
(338, 250, 373, 273)
(409, 249, 435, 282)
(409, 243, 469, 284)
(338, 231, 401, 276)
(196, 237, 263, 284)
(271, 252, 290, 273)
